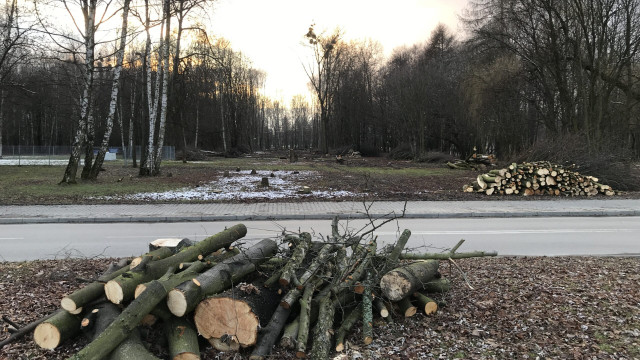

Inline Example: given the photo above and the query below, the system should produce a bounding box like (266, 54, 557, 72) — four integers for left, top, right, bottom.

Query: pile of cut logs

(462, 161, 616, 196)
(447, 153, 496, 171)
(0, 219, 496, 359)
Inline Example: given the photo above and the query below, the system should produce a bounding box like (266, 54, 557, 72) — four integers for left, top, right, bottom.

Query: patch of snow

(97, 170, 360, 201)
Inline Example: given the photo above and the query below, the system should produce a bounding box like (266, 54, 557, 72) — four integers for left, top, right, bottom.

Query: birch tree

(88, 0, 131, 179)
(60, 0, 98, 184)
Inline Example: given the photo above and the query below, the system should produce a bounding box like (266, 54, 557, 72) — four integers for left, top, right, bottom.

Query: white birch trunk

(118, 104, 126, 165)
(219, 82, 227, 153)
(143, 0, 159, 175)
(152, 0, 171, 175)
(89, 0, 131, 179)
(194, 106, 199, 148)
(129, 70, 137, 167)
(61, 0, 96, 184)
(0, 92, 4, 158)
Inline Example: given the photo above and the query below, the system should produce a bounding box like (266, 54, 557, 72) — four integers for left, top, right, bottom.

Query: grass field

(0, 156, 467, 205)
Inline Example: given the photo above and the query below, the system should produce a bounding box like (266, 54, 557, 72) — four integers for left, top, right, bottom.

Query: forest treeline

(0, 0, 638, 181)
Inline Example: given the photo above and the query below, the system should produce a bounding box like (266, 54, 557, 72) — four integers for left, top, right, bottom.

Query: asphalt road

(1, 217, 639, 261)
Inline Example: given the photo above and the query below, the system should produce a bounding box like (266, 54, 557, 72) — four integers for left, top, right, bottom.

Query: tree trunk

(34, 310, 82, 349)
(61, 259, 131, 313)
(380, 260, 439, 301)
(89, 0, 131, 179)
(361, 272, 373, 345)
(105, 224, 246, 304)
(248, 305, 291, 360)
(413, 292, 438, 315)
(194, 280, 280, 350)
(279, 316, 299, 349)
(152, 0, 171, 175)
(168, 238, 277, 317)
(279, 232, 311, 287)
(294, 282, 315, 358)
(397, 297, 417, 317)
(334, 305, 361, 352)
(165, 317, 200, 360)
(69, 278, 170, 360)
(0, 310, 60, 350)
(60, 0, 96, 184)
(309, 296, 335, 360)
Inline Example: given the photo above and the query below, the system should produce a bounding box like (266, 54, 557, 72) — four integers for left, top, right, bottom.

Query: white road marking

(0, 237, 24, 240)
(377, 229, 636, 236)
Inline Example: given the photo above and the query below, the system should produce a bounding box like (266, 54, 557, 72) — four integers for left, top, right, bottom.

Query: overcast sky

(207, 0, 469, 103)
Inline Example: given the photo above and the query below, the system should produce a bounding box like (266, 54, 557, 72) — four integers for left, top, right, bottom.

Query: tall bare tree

(88, 0, 131, 179)
(303, 24, 343, 154)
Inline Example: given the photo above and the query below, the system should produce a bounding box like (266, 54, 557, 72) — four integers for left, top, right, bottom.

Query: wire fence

(0, 145, 176, 165)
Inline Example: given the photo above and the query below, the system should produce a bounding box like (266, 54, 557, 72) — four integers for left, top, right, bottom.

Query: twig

(448, 258, 474, 290)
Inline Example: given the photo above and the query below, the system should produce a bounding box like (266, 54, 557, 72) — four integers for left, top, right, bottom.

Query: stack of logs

(1, 220, 496, 359)
(447, 153, 496, 171)
(462, 161, 617, 196)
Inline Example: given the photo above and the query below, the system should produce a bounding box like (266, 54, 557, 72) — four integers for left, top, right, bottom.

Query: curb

(1, 210, 639, 224)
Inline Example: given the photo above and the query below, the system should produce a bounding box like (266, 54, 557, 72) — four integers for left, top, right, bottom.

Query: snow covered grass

(98, 170, 359, 201)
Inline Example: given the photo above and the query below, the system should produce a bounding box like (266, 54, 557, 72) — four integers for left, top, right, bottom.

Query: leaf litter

(1, 256, 639, 359)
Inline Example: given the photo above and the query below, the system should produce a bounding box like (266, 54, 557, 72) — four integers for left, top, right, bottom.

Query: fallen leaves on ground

(1, 256, 638, 359)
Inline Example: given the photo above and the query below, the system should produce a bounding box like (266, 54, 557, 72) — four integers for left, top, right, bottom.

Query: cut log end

(335, 342, 345, 352)
(209, 336, 240, 352)
(380, 308, 389, 318)
(134, 284, 147, 299)
(424, 302, 438, 315)
(60, 297, 78, 313)
(104, 280, 124, 304)
(404, 306, 417, 317)
(167, 289, 188, 317)
(68, 307, 83, 315)
(174, 353, 200, 360)
(364, 336, 373, 345)
(195, 297, 261, 348)
(33, 323, 61, 350)
(379, 276, 412, 302)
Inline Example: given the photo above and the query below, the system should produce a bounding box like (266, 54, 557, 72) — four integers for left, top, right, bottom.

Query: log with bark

(168, 238, 277, 317)
(105, 224, 247, 305)
(33, 310, 82, 350)
(462, 161, 618, 197)
(379, 260, 440, 301)
(18, 217, 501, 360)
(194, 280, 280, 351)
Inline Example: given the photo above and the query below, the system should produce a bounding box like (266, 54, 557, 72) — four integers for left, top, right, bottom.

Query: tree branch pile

(447, 152, 496, 171)
(3, 218, 497, 359)
(462, 161, 618, 196)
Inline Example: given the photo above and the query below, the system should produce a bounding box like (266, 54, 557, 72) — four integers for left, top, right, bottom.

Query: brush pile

(447, 153, 496, 171)
(462, 161, 617, 196)
(1, 219, 496, 360)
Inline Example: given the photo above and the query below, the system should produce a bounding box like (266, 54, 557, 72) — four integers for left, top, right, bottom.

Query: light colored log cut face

(60, 297, 77, 312)
(175, 353, 201, 360)
(34, 323, 61, 349)
(104, 280, 124, 304)
(195, 298, 260, 347)
(380, 273, 412, 301)
(167, 290, 188, 317)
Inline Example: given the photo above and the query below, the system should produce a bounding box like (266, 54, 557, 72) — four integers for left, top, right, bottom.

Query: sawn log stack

(3, 219, 497, 359)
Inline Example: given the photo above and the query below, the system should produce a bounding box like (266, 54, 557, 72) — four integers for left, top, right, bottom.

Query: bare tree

(88, 0, 131, 179)
(303, 24, 343, 154)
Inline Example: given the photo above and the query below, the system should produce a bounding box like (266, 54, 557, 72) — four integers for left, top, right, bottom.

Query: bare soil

(2, 256, 638, 359)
